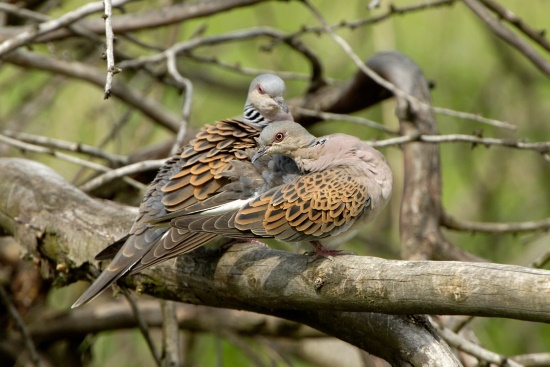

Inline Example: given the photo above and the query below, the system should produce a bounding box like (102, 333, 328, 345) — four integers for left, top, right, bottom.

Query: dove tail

(71, 263, 131, 308)
(72, 235, 149, 307)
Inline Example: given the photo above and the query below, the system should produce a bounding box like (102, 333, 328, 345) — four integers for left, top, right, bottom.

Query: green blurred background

(1, 0, 549, 365)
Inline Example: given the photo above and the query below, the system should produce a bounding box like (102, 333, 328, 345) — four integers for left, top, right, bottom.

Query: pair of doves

(72, 74, 393, 307)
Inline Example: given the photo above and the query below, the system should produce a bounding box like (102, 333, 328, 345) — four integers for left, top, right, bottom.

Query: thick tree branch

(0, 157, 465, 366)
(0, 0, 547, 362)
(141, 246, 550, 323)
(357, 52, 482, 262)
(1, 157, 550, 365)
(23, 301, 322, 345)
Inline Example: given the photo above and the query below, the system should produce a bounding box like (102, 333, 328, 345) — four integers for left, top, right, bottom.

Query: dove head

(252, 120, 316, 162)
(244, 74, 293, 127)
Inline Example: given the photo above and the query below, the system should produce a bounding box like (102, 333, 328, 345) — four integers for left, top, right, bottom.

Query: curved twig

(121, 288, 162, 367)
(0, 133, 145, 191)
(79, 159, 165, 192)
(463, 0, 550, 76)
(368, 133, 550, 156)
(166, 51, 192, 155)
(442, 212, 550, 234)
(0, 0, 132, 57)
(292, 106, 396, 134)
(1, 130, 128, 166)
(103, 0, 121, 99)
(3, 50, 181, 132)
(118, 27, 325, 91)
(0, 285, 41, 367)
(432, 321, 523, 367)
(478, 0, 550, 53)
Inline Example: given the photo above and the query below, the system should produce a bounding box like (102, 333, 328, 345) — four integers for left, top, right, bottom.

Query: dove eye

(257, 85, 265, 95)
(274, 132, 285, 142)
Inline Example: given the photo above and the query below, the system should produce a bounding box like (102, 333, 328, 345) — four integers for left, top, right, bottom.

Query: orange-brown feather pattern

(160, 119, 259, 213)
(234, 167, 370, 241)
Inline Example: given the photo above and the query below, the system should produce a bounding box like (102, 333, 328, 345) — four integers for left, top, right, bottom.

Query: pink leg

(306, 241, 355, 262)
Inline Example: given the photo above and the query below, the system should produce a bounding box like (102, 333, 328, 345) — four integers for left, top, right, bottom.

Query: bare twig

(118, 27, 324, 89)
(119, 32, 165, 52)
(26, 301, 322, 344)
(255, 337, 294, 367)
(2, 76, 67, 132)
(95, 85, 152, 149)
(478, 0, 550, 53)
(271, 0, 456, 48)
(463, 0, 550, 76)
(1, 130, 128, 165)
(161, 300, 181, 367)
(368, 133, 550, 156)
(103, 0, 121, 99)
(301, 0, 524, 139)
(368, 0, 382, 10)
(121, 288, 162, 367)
(0, 133, 144, 191)
(0, 2, 106, 45)
(0, 3, 49, 22)
(71, 106, 136, 186)
(0, 133, 115, 173)
(185, 53, 327, 82)
(4, 50, 181, 132)
(215, 336, 223, 367)
(0, 0, 274, 44)
(442, 212, 550, 234)
(292, 106, 396, 134)
(0, 285, 41, 367)
(303, 0, 412, 103)
(419, 134, 550, 153)
(433, 106, 516, 131)
(0, 0, 132, 57)
(512, 353, 550, 367)
(432, 320, 524, 367)
(220, 331, 268, 367)
(118, 29, 282, 69)
(451, 316, 475, 333)
(79, 159, 165, 192)
(530, 249, 550, 269)
(166, 51, 192, 155)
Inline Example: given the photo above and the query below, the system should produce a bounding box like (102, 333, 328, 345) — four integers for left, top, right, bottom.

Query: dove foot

(306, 241, 356, 262)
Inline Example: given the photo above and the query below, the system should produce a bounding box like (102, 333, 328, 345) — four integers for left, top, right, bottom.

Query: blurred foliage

(1, 0, 550, 365)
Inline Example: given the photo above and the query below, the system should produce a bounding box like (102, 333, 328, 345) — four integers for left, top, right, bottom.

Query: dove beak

(274, 96, 289, 113)
(252, 146, 268, 163)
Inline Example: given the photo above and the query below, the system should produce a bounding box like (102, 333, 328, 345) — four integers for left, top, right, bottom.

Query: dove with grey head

(72, 74, 293, 308)
(243, 74, 292, 126)
(167, 120, 393, 259)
